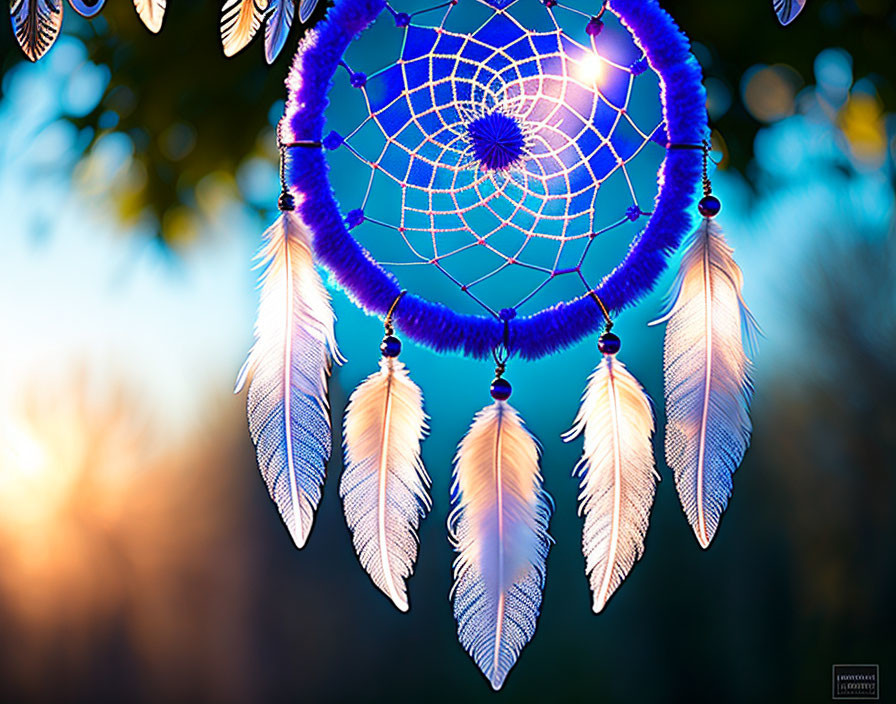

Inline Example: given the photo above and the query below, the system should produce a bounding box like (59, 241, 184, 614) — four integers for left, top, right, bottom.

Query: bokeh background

(1, 1, 894, 702)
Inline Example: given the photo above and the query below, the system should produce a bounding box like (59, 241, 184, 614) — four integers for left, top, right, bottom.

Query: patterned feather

(264, 0, 294, 64)
(133, 0, 166, 33)
(564, 355, 658, 613)
(773, 0, 806, 25)
(654, 218, 758, 549)
(11, 0, 63, 62)
(340, 357, 430, 612)
(235, 210, 343, 550)
(68, 0, 105, 18)
(298, 0, 318, 23)
(449, 400, 552, 691)
(221, 0, 268, 57)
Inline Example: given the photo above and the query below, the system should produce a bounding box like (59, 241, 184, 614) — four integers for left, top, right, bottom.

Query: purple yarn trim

(282, 0, 706, 361)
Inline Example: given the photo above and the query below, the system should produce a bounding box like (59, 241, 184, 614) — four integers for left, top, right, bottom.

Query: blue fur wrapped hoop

(283, 0, 706, 360)
(238, 0, 759, 692)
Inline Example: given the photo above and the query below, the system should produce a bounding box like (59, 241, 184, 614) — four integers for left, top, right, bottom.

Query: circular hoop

(282, 0, 706, 360)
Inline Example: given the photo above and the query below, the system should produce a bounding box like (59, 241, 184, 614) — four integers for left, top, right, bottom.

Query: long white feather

(654, 218, 758, 549)
(340, 357, 430, 612)
(235, 210, 343, 550)
(11, 0, 63, 62)
(221, 0, 268, 57)
(564, 355, 658, 613)
(449, 401, 552, 691)
(133, 0, 166, 33)
(264, 0, 294, 64)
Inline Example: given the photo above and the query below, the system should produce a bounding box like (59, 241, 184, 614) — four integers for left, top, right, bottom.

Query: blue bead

(490, 377, 512, 401)
(499, 308, 517, 321)
(381, 336, 402, 358)
(322, 130, 343, 150)
(698, 195, 722, 218)
(466, 111, 526, 171)
(586, 18, 604, 36)
(350, 72, 367, 88)
(598, 332, 621, 355)
(394, 12, 410, 27)
(346, 209, 364, 229)
(625, 205, 642, 222)
(630, 57, 649, 76)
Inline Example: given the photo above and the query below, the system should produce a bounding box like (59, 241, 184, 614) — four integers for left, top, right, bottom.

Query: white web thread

(329, 0, 665, 318)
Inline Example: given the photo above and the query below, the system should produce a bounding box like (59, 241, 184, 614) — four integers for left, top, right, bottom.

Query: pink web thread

(332, 0, 665, 320)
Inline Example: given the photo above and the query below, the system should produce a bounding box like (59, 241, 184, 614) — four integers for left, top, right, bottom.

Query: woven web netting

(322, 0, 666, 319)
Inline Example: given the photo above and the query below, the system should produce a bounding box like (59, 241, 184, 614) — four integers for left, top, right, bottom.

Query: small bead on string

(278, 142, 295, 212)
(698, 139, 722, 219)
(587, 289, 622, 357)
(381, 291, 407, 358)
(490, 320, 512, 401)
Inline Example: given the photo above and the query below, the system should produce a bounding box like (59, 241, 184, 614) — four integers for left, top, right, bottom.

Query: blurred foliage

(1, 1, 895, 245)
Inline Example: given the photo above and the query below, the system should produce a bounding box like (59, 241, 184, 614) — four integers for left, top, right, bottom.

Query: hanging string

(278, 142, 295, 212)
(492, 319, 511, 379)
(384, 290, 407, 337)
(701, 138, 713, 197)
(587, 290, 613, 333)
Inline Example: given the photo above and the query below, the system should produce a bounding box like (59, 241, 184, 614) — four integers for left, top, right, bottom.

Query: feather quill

(564, 355, 658, 613)
(264, 0, 294, 64)
(773, 0, 806, 25)
(221, 0, 268, 57)
(654, 218, 758, 549)
(449, 400, 552, 691)
(340, 357, 430, 612)
(11, 0, 63, 62)
(298, 0, 318, 23)
(133, 0, 166, 33)
(235, 209, 343, 550)
(68, 0, 105, 18)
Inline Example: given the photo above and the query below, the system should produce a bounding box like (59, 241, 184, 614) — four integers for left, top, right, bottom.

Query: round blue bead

(350, 72, 367, 88)
(381, 336, 402, 358)
(698, 195, 722, 218)
(322, 130, 343, 150)
(490, 377, 512, 401)
(598, 332, 621, 356)
(346, 209, 364, 229)
(395, 12, 410, 27)
(586, 18, 604, 36)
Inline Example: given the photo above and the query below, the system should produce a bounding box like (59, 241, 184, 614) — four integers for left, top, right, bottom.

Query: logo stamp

(833, 664, 879, 700)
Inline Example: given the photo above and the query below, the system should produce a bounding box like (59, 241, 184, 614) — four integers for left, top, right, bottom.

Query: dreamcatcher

(236, 0, 758, 690)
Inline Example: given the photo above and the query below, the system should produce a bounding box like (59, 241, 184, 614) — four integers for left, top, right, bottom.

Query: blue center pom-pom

(466, 111, 526, 171)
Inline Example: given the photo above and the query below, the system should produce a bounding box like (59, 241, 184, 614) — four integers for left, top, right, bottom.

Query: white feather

(264, 0, 294, 64)
(449, 401, 552, 691)
(773, 0, 806, 25)
(133, 0, 166, 33)
(298, 0, 318, 23)
(221, 0, 268, 57)
(11, 0, 63, 62)
(340, 357, 430, 612)
(564, 355, 658, 613)
(654, 218, 758, 548)
(235, 210, 343, 550)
